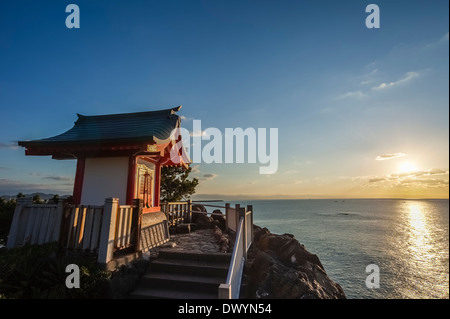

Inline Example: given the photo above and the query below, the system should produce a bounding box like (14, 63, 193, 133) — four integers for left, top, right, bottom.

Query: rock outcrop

(191, 204, 227, 232)
(243, 225, 346, 299)
(187, 204, 234, 253)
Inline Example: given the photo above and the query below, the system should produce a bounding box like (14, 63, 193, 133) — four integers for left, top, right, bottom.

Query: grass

(0, 242, 111, 299)
(0, 198, 15, 247)
(0, 198, 149, 299)
(0, 199, 110, 299)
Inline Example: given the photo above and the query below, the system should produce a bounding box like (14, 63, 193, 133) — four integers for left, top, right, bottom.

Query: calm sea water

(216, 199, 449, 299)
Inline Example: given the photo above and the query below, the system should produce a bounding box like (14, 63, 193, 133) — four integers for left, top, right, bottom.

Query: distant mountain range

(0, 192, 71, 201)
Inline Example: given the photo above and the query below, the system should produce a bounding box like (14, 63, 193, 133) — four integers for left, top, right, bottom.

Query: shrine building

(18, 106, 189, 211)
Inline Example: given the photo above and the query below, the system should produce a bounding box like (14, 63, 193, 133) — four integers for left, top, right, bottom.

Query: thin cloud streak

(375, 153, 408, 161)
(371, 72, 419, 91)
(336, 90, 366, 100)
(200, 173, 218, 181)
(0, 178, 73, 195)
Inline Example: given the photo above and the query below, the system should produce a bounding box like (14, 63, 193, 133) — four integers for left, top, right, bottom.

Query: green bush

(0, 242, 111, 299)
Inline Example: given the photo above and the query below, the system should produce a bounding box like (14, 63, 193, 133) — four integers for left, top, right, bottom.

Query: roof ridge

(76, 105, 182, 122)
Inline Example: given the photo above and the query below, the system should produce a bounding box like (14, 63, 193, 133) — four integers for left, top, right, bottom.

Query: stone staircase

(128, 249, 231, 299)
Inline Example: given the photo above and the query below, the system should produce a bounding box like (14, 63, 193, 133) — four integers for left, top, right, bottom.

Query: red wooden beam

(126, 155, 137, 205)
(73, 157, 86, 205)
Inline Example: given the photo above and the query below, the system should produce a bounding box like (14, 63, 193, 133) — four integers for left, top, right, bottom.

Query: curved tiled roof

(19, 106, 182, 147)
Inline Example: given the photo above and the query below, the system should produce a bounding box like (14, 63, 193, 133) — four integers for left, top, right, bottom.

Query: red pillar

(73, 157, 86, 205)
(154, 163, 161, 207)
(126, 155, 137, 205)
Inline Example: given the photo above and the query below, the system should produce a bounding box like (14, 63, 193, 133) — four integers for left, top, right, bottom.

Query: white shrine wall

(80, 157, 129, 205)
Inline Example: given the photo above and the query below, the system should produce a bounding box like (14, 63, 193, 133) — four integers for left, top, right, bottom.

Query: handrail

(196, 204, 228, 209)
(165, 201, 189, 205)
(218, 205, 253, 299)
(189, 210, 227, 217)
(219, 217, 246, 299)
(162, 200, 253, 299)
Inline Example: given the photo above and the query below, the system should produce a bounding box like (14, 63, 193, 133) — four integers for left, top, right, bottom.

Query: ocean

(214, 199, 449, 299)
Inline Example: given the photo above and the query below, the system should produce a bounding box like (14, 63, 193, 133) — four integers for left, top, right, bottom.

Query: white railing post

(225, 203, 230, 230)
(247, 204, 254, 243)
(235, 204, 240, 234)
(98, 197, 119, 265)
(187, 199, 192, 223)
(239, 207, 247, 260)
(218, 283, 231, 299)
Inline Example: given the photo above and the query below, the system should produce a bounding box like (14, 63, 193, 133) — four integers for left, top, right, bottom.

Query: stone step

(129, 286, 217, 299)
(139, 271, 225, 292)
(128, 250, 230, 299)
(158, 249, 231, 263)
(150, 258, 229, 277)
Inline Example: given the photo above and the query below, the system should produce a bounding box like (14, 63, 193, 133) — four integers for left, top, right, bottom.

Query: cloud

(398, 177, 449, 188)
(200, 173, 218, 181)
(390, 168, 449, 178)
(190, 165, 200, 173)
(44, 176, 74, 182)
(0, 178, 73, 195)
(375, 153, 408, 161)
(0, 141, 19, 150)
(427, 168, 448, 175)
(179, 115, 195, 122)
(336, 90, 366, 99)
(29, 172, 74, 182)
(335, 67, 419, 100)
(371, 72, 419, 91)
(425, 32, 449, 49)
(359, 68, 378, 85)
(438, 32, 449, 45)
(365, 168, 449, 189)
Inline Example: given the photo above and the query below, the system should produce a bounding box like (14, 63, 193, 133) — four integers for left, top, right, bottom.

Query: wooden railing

(6, 197, 144, 267)
(7, 197, 254, 291)
(161, 201, 192, 226)
(6, 199, 64, 248)
(114, 204, 138, 251)
(59, 204, 104, 252)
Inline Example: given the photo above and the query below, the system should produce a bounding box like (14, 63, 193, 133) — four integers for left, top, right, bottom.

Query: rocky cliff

(243, 225, 346, 299)
(190, 204, 346, 299)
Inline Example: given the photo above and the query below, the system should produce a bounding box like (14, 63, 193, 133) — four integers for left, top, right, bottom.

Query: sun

(398, 161, 417, 174)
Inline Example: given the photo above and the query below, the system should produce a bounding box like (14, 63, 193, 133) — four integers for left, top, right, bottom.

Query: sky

(0, 0, 448, 199)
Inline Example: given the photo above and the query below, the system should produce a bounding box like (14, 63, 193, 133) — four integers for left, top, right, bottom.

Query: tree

(160, 166, 199, 202)
(32, 194, 42, 204)
(51, 194, 60, 204)
(16, 192, 25, 199)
